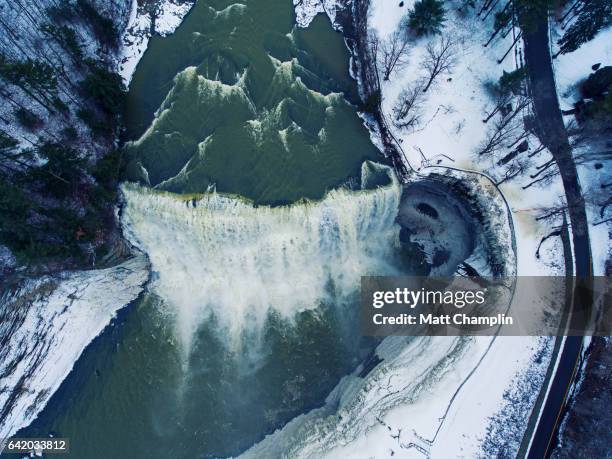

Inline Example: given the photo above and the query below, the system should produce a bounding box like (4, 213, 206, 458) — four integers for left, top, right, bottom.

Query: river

(10, 1, 418, 458)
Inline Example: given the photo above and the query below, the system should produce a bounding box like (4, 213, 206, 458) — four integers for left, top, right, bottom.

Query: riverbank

(1, 2, 605, 457)
(310, 0, 569, 456)
(3, 3, 407, 457)
(0, 255, 148, 442)
(0, 0, 165, 443)
(0, 0, 134, 275)
(118, 0, 195, 84)
(235, 5, 547, 457)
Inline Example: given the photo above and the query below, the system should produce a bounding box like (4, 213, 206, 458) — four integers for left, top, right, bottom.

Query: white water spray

(121, 163, 403, 354)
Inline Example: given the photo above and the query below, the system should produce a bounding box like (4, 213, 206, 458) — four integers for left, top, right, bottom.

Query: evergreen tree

(41, 23, 84, 61)
(0, 178, 37, 254)
(78, 61, 126, 137)
(494, 9, 512, 32)
(581, 66, 612, 99)
(33, 143, 84, 198)
(516, 0, 559, 32)
(498, 67, 527, 95)
(76, 0, 119, 47)
(14, 107, 43, 130)
(0, 57, 58, 93)
(81, 61, 126, 117)
(0, 131, 19, 158)
(46, 0, 77, 23)
(407, 0, 446, 36)
(557, 0, 612, 56)
(583, 91, 612, 135)
(360, 90, 381, 114)
(0, 130, 34, 172)
(0, 53, 58, 112)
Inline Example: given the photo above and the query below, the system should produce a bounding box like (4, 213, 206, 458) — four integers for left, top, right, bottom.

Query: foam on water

(123, 0, 379, 204)
(121, 163, 402, 354)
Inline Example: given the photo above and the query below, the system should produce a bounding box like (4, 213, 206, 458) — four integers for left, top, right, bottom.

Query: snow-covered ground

(115, 3, 550, 456)
(553, 26, 612, 109)
(368, 1, 610, 277)
(0, 0, 135, 157)
(0, 255, 148, 442)
(0, 1, 605, 456)
(361, 0, 610, 454)
(369, 0, 571, 277)
(293, 0, 342, 27)
(237, 158, 543, 457)
(275, 1, 610, 457)
(242, 335, 553, 458)
(119, 0, 195, 83)
(552, 24, 612, 276)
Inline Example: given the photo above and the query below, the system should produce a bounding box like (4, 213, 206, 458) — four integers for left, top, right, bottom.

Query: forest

(0, 0, 130, 270)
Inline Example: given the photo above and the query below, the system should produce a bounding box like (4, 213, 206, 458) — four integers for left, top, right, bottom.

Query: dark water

(16, 294, 376, 458)
(123, 0, 379, 205)
(11, 2, 407, 458)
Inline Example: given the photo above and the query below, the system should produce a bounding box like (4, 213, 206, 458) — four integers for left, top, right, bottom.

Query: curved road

(349, 1, 594, 456)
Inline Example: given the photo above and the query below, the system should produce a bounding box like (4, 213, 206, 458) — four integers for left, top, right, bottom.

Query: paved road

(522, 14, 592, 279)
(521, 10, 594, 459)
(527, 336, 582, 459)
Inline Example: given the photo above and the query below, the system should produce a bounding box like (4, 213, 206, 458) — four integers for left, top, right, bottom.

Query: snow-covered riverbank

(0, 0, 197, 442)
(1, 1, 604, 456)
(0, 256, 148, 441)
(246, 1, 568, 457)
(238, 161, 546, 457)
(118, 0, 195, 83)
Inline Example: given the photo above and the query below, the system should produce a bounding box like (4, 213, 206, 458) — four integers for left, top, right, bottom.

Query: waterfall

(121, 162, 403, 355)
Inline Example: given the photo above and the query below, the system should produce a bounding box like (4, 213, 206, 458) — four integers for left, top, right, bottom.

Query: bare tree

(482, 89, 513, 123)
(366, 32, 382, 89)
(420, 36, 456, 92)
(392, 80, 425, 130)
(477, 96, 530, 157)
(368, 33, 380, 66)
(477, 115, 521, 157)
(378, 30, 411, 81)
(494, 156, 530, 185)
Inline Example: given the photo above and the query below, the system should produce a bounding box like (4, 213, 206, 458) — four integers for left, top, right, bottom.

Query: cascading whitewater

(123, 0, 380, 205)
(121, 163, 403, 354)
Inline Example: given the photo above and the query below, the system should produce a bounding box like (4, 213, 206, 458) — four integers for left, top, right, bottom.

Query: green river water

(123, 0, 379, 205)
(12, 1, 412, 458)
